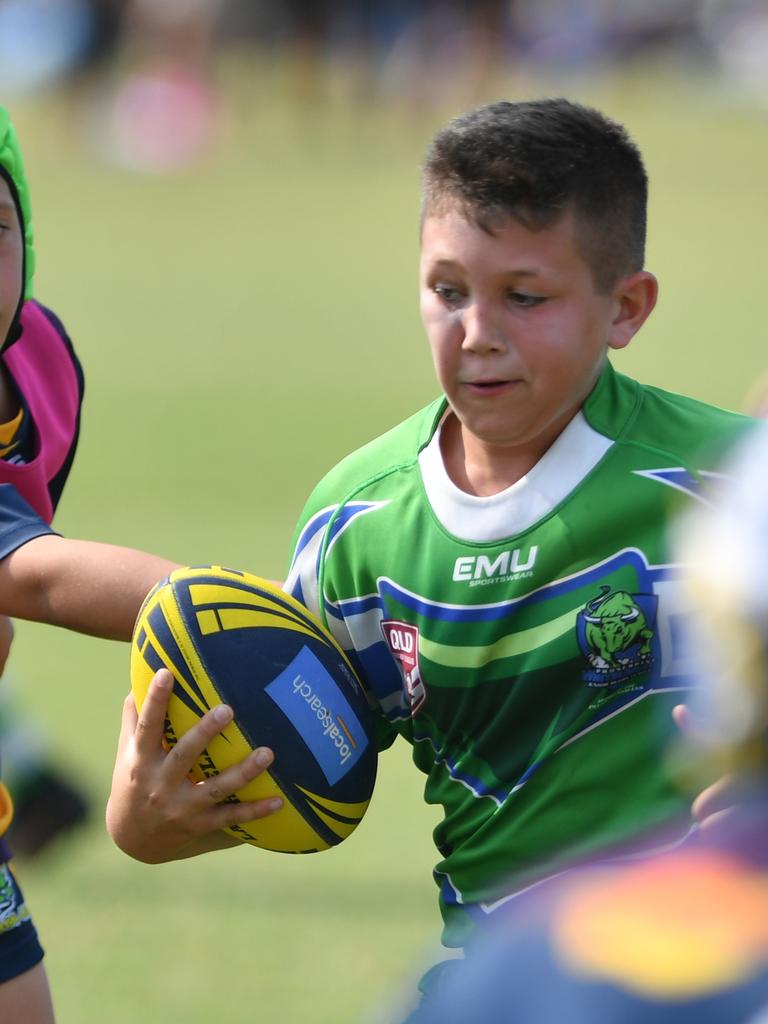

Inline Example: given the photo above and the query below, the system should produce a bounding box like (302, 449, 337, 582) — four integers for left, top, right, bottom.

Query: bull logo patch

(576, 585, 658, 687)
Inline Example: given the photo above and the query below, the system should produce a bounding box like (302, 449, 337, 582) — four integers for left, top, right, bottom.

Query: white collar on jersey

(418, 408, 612, 542)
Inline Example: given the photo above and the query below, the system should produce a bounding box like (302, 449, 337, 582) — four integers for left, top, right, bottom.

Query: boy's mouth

(464, 378, 519, 395)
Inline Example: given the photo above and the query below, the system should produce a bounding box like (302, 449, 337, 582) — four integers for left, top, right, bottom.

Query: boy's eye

(433, 283, 463, 305)
(508, 291, 545, 308)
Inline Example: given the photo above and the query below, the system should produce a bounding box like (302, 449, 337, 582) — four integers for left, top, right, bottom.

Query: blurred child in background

(0, 652, 89, 860)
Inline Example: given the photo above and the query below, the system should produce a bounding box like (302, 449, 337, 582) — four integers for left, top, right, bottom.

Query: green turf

(4, 61, 768, 1022)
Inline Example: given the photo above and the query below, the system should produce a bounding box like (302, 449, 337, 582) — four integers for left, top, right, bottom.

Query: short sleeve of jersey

(287, 493, 399, 754)
(0, 482, 55, 560)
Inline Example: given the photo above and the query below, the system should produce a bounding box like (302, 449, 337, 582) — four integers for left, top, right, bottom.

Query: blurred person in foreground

(406, 422, 768, 1023)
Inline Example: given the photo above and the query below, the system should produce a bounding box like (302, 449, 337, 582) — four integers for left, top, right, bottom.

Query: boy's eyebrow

(0, 201, 17, 216)
(427, 257, 544, 278)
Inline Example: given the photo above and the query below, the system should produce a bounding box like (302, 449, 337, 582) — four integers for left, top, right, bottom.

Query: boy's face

(0, 177, 23, 347)
(419, 206, 648, 477)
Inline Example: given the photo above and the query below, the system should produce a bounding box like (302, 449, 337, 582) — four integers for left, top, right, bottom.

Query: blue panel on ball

(265, 646, 369, 786)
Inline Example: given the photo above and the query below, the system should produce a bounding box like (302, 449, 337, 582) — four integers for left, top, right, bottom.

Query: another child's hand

(672, 703, 740, 832)
(106, 668, 282, 863)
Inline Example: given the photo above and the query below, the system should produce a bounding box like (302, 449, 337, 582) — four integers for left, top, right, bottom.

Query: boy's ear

(607, 271, 658, 351)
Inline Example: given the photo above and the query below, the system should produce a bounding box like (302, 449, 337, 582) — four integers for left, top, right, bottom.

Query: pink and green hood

(0, 107, 35, 350)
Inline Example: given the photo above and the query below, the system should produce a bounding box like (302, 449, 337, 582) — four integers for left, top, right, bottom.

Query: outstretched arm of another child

(0, 534, 179, 641)
(106, 669, 281, 862)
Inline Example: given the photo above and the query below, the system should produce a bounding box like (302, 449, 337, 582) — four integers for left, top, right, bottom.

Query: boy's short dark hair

(422, 98, 648, 293)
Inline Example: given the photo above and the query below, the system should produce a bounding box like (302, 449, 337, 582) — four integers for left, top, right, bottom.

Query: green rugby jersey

(286, 362, 753, 947)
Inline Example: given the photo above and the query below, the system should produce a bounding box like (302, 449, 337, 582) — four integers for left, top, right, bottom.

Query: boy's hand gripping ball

(130, 566, 377, 853)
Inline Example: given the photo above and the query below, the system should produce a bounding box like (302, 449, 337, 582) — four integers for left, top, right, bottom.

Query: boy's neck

(440, 412, 565, 496)
(442, 413, 544, 497)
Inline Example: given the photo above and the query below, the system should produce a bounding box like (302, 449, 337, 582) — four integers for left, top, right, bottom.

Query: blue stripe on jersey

(290, 575, 307, 608)
(354, 639, 408, 704)
(507, 683, 692, 805)
(291, 501, 387, 564)
(291, 505, 337, 562)
(326, 501, 388, 548)
(414, 730, 507, 805)
(668, 612, 689, 663)
(435, 870, 465, 910)
(633, 467, 731, 506)
(374, 549, 677, 624)
(325, 549, 690, 728)
(289, 502, 388, 621)
(328, 592, 384, 619)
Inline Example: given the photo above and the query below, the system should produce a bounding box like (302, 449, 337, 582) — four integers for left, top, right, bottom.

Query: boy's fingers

(198, 747, 276, 806)
(122, 692, 138, 725)
(115, 692, 140, 760)
(132, 671, 281, 820)
(162, 701, 235, 786)
(133, 669, 174, 755)
(672, 703, 695, 735)
(206, 794, 284, 834)
(673, 703, 713, 744)
(196, 748, 283, 831)
(691, 773, 738, 824)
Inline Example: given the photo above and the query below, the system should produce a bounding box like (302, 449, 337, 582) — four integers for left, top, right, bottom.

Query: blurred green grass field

(4, 63, 768, 1023)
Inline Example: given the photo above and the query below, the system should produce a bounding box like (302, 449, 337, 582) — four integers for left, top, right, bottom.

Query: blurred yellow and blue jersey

(412, 802, 768, 1023)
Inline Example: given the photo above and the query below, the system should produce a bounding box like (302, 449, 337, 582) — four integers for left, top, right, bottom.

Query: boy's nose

(461, 302, 506, 353)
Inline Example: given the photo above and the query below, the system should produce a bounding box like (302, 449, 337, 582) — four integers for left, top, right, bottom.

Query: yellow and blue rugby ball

(130, 566, 377, 854)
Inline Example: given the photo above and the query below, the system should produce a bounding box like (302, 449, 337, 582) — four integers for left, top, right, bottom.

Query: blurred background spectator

(0, 674, 89, 859)
(85, 0, 226, 172)
(0, 0, 766, 171)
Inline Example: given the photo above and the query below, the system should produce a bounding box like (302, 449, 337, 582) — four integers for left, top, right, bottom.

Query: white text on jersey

(453, 546, 539, 585)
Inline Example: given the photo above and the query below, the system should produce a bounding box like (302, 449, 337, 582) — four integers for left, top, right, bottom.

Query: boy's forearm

(109, 817, 242, 863)
(0, 535, 180, 640)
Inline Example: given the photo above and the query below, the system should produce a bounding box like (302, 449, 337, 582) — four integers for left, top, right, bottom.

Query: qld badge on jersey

(381, 620, 426, 714)
(576, 585, 659, 688)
